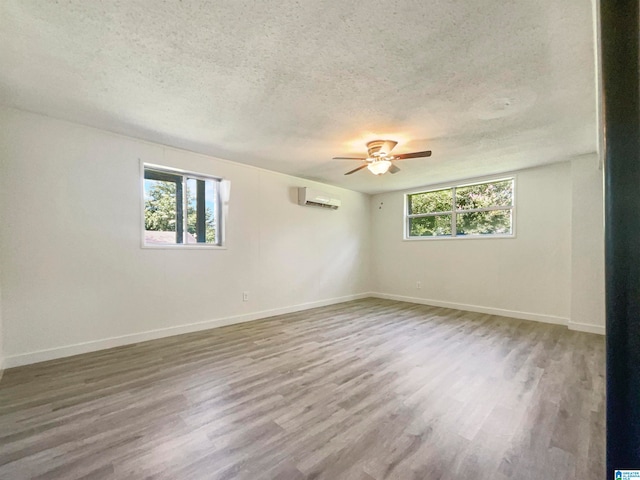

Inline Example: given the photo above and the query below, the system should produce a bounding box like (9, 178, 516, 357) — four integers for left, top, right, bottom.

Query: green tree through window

(143, 166, 222, 246)
(406, 179, 514, 238)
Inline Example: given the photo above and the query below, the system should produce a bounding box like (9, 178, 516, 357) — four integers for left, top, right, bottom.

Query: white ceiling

(0, 1, 598, 194)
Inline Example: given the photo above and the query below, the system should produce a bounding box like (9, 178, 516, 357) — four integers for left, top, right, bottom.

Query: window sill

(403, 234, 516, 241)
(141, 244, 227, 250)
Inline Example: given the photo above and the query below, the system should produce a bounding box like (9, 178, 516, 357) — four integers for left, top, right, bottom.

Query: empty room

(1, 0, 626, 479)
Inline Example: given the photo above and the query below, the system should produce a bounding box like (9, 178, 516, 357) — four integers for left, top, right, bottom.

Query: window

(406, 178, 514, 238)
(143, 164, 226, 247)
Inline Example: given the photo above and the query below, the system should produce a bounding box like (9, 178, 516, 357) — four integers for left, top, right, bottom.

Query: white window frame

(140, 162, 228, 249)
(404, 176, 516, 240)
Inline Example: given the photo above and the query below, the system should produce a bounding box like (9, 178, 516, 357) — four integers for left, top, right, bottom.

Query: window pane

(204, 181, 217, 244)
(144, 179, 178, 245)
(409, 215, 452, 237)
(186, 178, 218, 244)
(143, 165, 223, 247)
(455, 180, 513, 210)
(408, 189, 453, 214)
(456, 209, 512, 236)
(186, 179, 198, 244)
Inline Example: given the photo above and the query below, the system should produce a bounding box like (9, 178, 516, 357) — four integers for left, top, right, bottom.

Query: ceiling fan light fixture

(367, 160, 392, 175)
(335, 139, 431, 176)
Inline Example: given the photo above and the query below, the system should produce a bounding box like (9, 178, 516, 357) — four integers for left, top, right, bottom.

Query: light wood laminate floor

(0, 298, 605, 480)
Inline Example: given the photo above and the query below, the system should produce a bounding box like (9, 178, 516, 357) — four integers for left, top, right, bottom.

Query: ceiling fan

(334, 140, 432, 176)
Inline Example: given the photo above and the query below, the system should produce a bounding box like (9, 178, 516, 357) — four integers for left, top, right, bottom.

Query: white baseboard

(370, 292, 570, 327)
(4, 293, 370, 368)
(568, 322, 606, 335)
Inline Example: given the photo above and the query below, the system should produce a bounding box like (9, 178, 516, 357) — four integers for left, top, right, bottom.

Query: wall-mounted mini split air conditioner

(298, 187, 341, 210)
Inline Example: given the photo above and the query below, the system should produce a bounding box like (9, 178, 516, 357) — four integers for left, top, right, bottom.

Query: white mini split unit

(298, 187, 341, 210)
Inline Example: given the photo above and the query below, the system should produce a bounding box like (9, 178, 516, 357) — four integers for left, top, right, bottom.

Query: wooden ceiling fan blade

(389, 164, 400, 174)
(393, 150, 432, 160)
(333, 157, 367, 160)
(344, 164, 368, 175)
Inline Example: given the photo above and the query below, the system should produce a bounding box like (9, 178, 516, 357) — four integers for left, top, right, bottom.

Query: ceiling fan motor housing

(366, 140, 397, 157)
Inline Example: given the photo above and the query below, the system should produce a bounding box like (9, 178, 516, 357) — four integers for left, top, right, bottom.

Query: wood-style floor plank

(0, 298, 605, 479)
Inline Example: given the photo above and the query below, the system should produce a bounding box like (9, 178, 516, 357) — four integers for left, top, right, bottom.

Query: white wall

(0, 108, 606, 369)
(370, 163, 574, 325)
(370, 159, 606, 333)
(0, 107, 371, 367)
(0, 137, 5, 377)
(570, 154, 605, 333)
(0, 274, 4, 378)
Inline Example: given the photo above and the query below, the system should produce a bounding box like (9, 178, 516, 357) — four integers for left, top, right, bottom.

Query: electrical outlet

(416, 281, 422, 289)
(243, 291, 249, 301)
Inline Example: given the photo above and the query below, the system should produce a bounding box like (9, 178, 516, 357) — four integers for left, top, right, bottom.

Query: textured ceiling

(0, 0, 597, 194)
